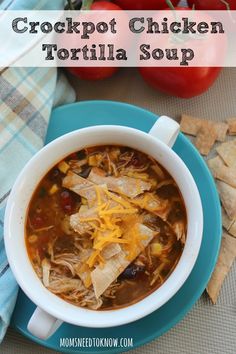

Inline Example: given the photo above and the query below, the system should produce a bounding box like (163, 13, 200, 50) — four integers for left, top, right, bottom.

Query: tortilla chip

(180, 115, 227, 142)
(222, 207, 234, 231)
(101, 243, 121, 260)
(88, 167, 152, 198)
(222, 207, 236, 238)
(229, 221, 236, 238)
(200, 120, 228, 142)
(213, 122, 228, 142)
(217, 181, 236, 220)
(180, 114, 201, 136)
(217, 165, 236, 188)
(227, 118, 236, 135)
(207, 156, 224, 178)
(208, 156, 236, 188)
(207, 232, 236, 304)
(91, 224, 157, 298)
(216, 140, 236, 167)
(195, 123, 217, 156)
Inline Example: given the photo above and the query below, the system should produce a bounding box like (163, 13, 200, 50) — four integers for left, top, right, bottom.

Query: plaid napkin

(0, 0, 76, 342)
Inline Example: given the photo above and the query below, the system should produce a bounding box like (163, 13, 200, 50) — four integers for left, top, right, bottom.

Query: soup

(25, 145, 186, 310)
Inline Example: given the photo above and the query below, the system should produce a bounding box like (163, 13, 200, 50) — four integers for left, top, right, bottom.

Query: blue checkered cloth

(0, 0, 76, 342)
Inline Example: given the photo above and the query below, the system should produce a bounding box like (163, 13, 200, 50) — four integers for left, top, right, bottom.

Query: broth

(25, 145, 186, 310)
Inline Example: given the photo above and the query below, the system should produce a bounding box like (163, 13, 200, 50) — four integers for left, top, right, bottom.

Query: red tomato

(187, 0, 236, 10)
(66, 1, 121, 81)
(67, 66, 118, 81)
(139, 67, 222, 98)
(91, 1, 122, 10)
(112, 0, 180, 10)
(139, 7, 226, 98)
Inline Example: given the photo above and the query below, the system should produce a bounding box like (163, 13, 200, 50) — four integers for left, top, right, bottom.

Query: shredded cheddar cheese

(82, 184, 151, 269)
(84, 275, 92, 288)
(123, 224, 149, 260)
(99, 207, 137, 216)
(86, 249, 101, 268)
(126, 171, 149, 181)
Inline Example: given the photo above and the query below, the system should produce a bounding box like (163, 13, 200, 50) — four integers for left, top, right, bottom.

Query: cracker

(217, 181, 236, 220)
(195, 123, 217, 156)
(206, 232, 236, 304)
(208, 156, 236, 188)
(180, 114, 201, 136)
(216, 140, 236, 167)
(227, 118, 236, 135)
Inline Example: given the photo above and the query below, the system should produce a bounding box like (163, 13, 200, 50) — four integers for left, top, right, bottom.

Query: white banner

(1, 10, 236, 67)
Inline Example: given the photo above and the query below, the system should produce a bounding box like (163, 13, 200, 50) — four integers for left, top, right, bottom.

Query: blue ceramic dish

(11, 101, 222, 353)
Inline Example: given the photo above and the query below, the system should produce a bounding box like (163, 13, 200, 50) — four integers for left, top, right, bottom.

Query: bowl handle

(27, 307, 63, 340)
(149, 116, 180, 148)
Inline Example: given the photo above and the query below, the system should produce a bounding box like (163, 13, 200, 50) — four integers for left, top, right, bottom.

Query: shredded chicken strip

(42, 258, 51, 287)
(172, 221, 186, 244)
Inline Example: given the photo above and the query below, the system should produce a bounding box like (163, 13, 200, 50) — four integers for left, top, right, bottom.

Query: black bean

(174, 203, 183, 219)
(79, 166, 92, 179)
(49, 168, 61, 182)
(38, 187, 46, 198)
(119, 264, 145, 280)
(77, 149, 86, 160)
(131, 156, 140, 167)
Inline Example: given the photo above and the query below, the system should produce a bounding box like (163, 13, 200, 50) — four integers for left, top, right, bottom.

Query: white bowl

(4, 117, 203, 339)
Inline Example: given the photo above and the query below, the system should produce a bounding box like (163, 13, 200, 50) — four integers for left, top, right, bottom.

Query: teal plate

(11, 101, 222, 354)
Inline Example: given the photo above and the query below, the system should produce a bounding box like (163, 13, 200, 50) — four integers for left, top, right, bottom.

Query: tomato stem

(165, 0, 175, 11)
(220, 0, 230, 10)
(81, 0, 94, 10)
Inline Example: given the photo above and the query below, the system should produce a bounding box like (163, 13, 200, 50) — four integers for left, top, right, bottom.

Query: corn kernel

(28, 234, 38, 244)
(150, 243, 163, 256)
(88, 155, 98, 166)
(58, 161, 70, 174)
(81, 197, 87, 205)
(49, 184, 59, 195)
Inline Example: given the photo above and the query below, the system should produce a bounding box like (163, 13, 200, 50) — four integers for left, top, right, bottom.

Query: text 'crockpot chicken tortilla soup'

(25, 145, 187, 310)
